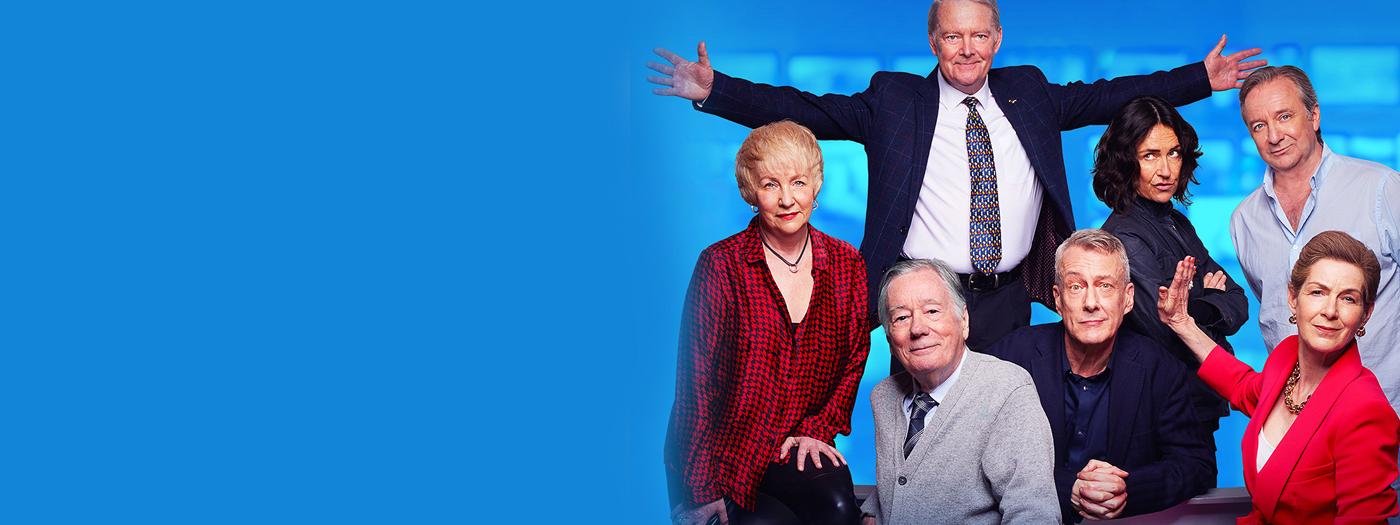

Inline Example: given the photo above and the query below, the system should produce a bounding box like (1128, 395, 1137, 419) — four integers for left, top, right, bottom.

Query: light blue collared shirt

(1230, 145, 1400, 409)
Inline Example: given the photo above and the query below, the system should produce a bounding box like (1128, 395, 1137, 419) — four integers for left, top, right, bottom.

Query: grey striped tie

(904, 393, 939, 458)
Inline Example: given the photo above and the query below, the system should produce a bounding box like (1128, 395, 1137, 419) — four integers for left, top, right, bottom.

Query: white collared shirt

(903, 348, 968, 427)
(902, 70, 1042, 274)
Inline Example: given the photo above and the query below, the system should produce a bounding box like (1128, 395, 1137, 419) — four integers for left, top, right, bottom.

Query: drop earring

(1288, 315, 1296, 324)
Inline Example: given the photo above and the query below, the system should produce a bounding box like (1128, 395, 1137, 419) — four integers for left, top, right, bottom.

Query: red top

(664, 219, 870, 510)
(1198, 336, 1399, 524)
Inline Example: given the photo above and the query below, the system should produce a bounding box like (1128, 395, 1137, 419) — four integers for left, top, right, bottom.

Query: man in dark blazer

(649, 0, 1264, 352)
(982, 229, 1213, 522)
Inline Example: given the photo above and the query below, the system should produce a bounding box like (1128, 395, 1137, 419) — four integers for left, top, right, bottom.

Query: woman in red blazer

(1157, 231, 1399, 524)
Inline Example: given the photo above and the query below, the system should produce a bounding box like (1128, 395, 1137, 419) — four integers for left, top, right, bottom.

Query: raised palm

(648, 42, 714, 102)
(1157, 256, 1198, 328)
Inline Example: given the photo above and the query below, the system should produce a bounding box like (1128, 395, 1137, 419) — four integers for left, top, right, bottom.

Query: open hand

(1157, 256, 1199, 330)
(779, 436, 846, 471)
(649, 42, 715, 101)
(1204, 34, 1266, 91)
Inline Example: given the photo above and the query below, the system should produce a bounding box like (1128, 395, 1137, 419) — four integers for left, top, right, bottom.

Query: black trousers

(725, 459, 860, 525)
(890, 272, 1031, 375)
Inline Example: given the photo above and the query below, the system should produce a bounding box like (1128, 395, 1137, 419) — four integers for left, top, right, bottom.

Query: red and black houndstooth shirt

(664, 219, 871, 511)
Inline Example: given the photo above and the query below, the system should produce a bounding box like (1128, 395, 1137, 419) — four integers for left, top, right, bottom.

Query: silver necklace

(761, 227, 809, 273)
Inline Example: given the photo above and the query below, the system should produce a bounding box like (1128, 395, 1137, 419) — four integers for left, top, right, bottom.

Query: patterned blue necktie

(904, 393, 938, 458)
(964, 96, 1002, 275)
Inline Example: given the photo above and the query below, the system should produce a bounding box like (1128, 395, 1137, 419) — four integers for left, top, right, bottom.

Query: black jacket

(984, 324, 1216, 522)
(1101, 197, 1249, 420)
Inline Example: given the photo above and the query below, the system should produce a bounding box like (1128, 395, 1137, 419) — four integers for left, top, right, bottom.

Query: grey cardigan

(861, 350, 1060, 524)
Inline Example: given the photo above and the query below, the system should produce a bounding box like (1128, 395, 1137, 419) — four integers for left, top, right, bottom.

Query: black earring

(1288, 315, 1296, 324)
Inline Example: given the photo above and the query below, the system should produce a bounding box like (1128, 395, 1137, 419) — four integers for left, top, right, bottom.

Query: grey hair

(878, 258, 967, 327)
(928, 0, 1001, 35)
(1053, 229, 1131, 287)
(1239, 65, 1323, 144)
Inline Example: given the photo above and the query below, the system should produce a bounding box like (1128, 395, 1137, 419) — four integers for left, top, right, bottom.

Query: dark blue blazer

(983, 323, 1215, 522)
(698, 63, 1210, 325)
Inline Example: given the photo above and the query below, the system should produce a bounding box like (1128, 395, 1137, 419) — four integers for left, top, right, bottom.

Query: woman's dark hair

(1092, 96, 1202, 213)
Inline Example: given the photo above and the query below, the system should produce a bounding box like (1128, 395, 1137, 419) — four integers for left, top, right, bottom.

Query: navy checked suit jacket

(697, 63, 1211, 326)
(983, 324, 1216, 522)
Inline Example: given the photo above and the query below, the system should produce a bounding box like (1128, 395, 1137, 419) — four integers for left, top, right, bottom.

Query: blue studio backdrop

(627, 0, 1400, 523)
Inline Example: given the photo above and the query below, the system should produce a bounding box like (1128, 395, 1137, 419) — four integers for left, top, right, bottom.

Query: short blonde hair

(734, 120, 823, 205)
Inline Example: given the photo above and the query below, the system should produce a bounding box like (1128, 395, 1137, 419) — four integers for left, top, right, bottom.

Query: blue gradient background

(626, 1, 1400, 523)
(1, 1, 635, 522)
(6, 0, 1398, 523)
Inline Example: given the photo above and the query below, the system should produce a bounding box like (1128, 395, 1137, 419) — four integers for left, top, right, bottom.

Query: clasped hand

(1071, 460, 1129, 520)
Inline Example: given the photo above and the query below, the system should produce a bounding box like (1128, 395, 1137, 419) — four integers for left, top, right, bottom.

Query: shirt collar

(935, 68, 993, 112)
(907, 348, 968, 405)
(1059, 327, 1116, 380)
(1261, 144, 1334, 200)
(742, 217, 829, 274)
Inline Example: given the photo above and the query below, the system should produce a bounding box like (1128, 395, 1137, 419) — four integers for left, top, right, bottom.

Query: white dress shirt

(902, 71, 1042, 274)
(903, 347, 968, 427)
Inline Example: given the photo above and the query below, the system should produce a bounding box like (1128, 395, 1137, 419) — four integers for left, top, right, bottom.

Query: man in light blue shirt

(1230, 65, 1400, 415)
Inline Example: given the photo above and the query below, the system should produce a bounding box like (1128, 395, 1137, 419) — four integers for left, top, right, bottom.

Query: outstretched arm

(1045, 34, 1265, 130)
(647, 41, 876, 142)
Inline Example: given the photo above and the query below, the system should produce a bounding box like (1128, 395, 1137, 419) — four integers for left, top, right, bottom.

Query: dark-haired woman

(1095, 96, 1249, 464)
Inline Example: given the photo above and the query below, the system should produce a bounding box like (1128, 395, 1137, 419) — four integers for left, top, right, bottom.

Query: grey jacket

(860, 351, 1060, 524)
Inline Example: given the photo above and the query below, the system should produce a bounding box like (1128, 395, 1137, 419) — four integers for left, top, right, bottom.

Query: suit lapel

(1031, 331, 1068, 465)
(904, 74, 940, 223)
(988, 73, 1044, 189)
(1254, 341, 1364, 520)
(1247, 341, 1295, 516)
(1106, 340, 1144, 463)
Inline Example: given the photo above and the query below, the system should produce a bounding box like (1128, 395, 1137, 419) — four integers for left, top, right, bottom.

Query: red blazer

(1199, 336, 1400, 524)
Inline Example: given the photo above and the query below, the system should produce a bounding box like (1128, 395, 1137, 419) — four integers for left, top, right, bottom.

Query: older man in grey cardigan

(860, 258, 1059, 524)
